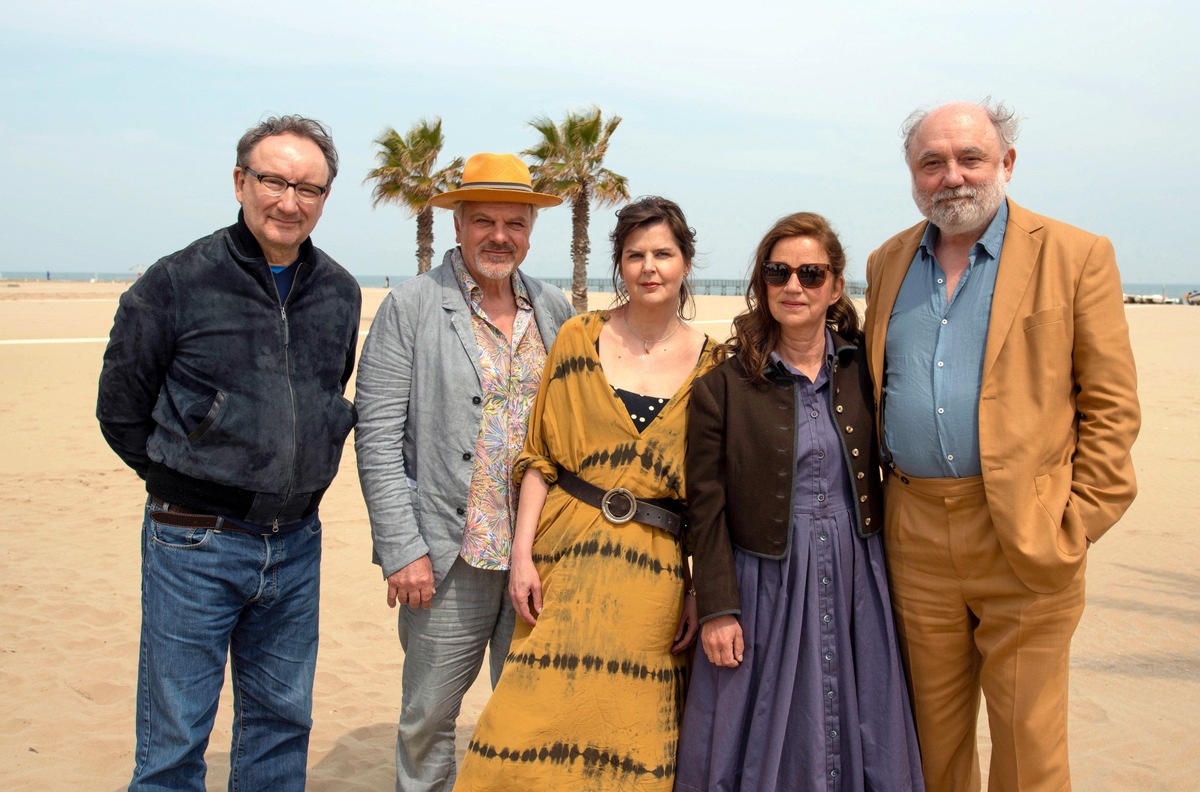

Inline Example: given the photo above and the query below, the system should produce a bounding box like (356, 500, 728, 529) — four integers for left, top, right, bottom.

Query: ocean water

(1, 270, 862, 297)
(4, 271, 1193, 300)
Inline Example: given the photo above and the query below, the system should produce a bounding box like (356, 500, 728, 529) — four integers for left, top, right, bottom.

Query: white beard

(913, 170, 1008, 236)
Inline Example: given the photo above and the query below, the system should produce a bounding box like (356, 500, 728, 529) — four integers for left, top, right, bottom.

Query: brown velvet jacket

(685, 331, 883, 623)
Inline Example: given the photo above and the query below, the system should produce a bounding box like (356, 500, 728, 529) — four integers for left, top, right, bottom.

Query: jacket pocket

(1034, 462, 1086, 557)
(186, 390, 226, 443)
(1022, 305, 1067, 331)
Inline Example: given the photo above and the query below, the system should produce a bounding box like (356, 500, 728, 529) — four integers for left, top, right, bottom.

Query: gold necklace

(624, 313, 682, 355)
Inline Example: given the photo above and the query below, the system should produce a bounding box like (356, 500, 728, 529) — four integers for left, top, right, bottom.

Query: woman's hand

(671, 590, 699, 654)
(700, 615, 744, 667)
(508, 551, 542, 627)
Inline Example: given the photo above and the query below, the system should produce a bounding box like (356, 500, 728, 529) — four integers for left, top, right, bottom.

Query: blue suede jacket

(97, 214, 361, 525)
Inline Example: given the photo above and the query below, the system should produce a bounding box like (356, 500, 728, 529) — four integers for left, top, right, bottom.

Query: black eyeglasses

(762, 261, 833, 288)
(242, 166, 327, 203)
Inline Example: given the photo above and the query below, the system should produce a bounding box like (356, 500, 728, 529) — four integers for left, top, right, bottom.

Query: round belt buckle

(600, 487, 638, 524)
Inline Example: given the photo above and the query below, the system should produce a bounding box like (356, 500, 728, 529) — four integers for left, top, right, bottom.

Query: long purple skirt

(675, 505, 924, 792)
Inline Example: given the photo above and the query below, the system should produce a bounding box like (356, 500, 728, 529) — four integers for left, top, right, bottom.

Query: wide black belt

(554, 465, 683, 537)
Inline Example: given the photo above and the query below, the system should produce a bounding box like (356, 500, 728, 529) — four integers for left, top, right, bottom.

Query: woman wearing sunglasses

(675, 213, 924, 791)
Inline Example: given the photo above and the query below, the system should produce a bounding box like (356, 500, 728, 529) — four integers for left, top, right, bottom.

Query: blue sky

(2, 1, 1196, 284)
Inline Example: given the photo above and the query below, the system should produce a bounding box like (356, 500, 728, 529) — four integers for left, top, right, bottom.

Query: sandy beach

(1, 280, 1197, 790)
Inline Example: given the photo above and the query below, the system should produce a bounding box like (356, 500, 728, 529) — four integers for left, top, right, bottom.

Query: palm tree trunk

(416, 208, 435, 274)
(570, 185, 591, 313)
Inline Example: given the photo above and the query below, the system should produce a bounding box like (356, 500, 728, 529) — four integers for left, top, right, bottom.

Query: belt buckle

(600, 487, 638, 524)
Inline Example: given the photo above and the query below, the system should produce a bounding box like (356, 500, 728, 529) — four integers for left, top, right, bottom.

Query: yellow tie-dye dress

(455, 311, 716, 791)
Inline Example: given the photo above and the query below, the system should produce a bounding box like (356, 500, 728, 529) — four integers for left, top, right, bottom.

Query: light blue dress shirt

(882, 201, 1008, 478)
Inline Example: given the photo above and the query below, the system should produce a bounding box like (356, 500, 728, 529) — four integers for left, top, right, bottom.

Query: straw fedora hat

(429, 152, 563, 209)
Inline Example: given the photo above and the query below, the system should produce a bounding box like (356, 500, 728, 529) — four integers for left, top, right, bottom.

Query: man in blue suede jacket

(97, 115, 360, 791)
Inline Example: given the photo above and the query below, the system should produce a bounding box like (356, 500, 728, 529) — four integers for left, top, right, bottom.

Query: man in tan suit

(865, 100, 1140, 791)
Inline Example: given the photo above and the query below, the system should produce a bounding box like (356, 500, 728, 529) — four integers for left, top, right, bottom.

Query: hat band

(458, 180, 535, 193)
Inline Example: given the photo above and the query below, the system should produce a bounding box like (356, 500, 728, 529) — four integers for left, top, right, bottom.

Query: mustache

(932, 186, 977, 202)
(480, 243, 517, 255)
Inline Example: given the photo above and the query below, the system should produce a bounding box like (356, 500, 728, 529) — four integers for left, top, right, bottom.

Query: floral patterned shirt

(452, 250, 547, 570)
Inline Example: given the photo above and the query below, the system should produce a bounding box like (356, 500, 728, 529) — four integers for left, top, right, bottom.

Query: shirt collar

(450, 247, 531, 309)
(918, 198, 1010, 263)
(767, 328, 836, 379)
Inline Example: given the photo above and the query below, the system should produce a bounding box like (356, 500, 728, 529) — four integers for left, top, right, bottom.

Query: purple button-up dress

(676, 343, 924, 792)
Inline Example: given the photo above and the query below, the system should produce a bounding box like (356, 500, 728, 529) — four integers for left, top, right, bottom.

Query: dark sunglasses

(762, 261, 833, 288)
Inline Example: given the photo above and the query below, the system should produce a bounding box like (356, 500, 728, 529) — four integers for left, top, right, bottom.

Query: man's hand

(386, 555, 435, 609)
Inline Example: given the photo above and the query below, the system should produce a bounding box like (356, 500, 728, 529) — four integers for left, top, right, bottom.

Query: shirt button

(845, 426, 854, 433)
(817, 494, 826, 503)
(937, 361, 945, 367)
(856, 471, 865, 479)
(937, 278, 944, 284)
(860, 495, 868, 503)
(810, 409, 820, 418)
(835, 405, 844, 413)
(821, 577, 831, 586)
(937, 407, 945, 414)
(818, 532, 828, 541)
(829, 729, 838, 738)
(462, 452, 472, 461)
(822, 613, 832, 623)
(827, 690, 835, 699)
(472, 396, 482, 404)
(824, 651, 834, 660)
(942, 319, 948, 325)
(830, 769, 840, 779)
(851, 449, 859, 457)
(864, 517, 872, 526)
(947, 454, 955, 461)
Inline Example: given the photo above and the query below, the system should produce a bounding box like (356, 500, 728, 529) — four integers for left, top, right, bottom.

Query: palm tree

(524, 106, 630, 313)
(365, 118, 464, 274)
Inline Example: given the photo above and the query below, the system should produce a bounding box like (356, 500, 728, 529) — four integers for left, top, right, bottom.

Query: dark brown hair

(609, 196, 696, 319)
(728, 212, 861, 386)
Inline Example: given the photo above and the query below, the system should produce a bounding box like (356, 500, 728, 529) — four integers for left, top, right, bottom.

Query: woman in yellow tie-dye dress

(455, 197, 717, 791)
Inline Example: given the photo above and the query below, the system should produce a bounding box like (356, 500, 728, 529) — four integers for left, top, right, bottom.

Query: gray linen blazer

(355, 252, 574, 585)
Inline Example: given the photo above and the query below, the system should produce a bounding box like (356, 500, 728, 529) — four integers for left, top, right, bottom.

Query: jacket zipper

(274, 263, 302, 530)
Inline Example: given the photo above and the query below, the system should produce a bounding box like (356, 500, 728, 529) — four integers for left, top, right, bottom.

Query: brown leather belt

(149, 496, 222, 528)
(554, 466, 683, 537)
(147, 497, 292, 536)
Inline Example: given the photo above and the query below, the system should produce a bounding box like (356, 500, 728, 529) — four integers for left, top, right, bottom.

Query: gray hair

(452, 201, 538, 228)
(902, 98, 1020, 162)
(236, 115, 338, 186)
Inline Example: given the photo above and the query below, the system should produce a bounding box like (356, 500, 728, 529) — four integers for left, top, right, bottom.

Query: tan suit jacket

(865, 199, 1140, 593)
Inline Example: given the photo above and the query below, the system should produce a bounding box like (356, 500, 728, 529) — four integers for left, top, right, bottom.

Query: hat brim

(429, 187, 563, 209)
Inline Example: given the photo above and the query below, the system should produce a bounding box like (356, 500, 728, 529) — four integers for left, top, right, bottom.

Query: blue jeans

(129, 498, 321, 792)
(395, 556, 514, 792)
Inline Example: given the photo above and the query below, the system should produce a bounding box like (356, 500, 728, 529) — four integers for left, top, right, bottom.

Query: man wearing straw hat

(355, 152, 574, 791)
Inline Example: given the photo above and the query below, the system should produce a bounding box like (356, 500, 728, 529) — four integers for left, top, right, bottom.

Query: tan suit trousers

(884, 469, 1085, 792)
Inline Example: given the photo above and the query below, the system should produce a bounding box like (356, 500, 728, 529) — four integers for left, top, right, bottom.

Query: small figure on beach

(354, 152, 573, 791)
(454, 197, 714, 791)
(864, 100, 1141, 791)
(96, 115, 361, 790)
(675, 212, 923, 791)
